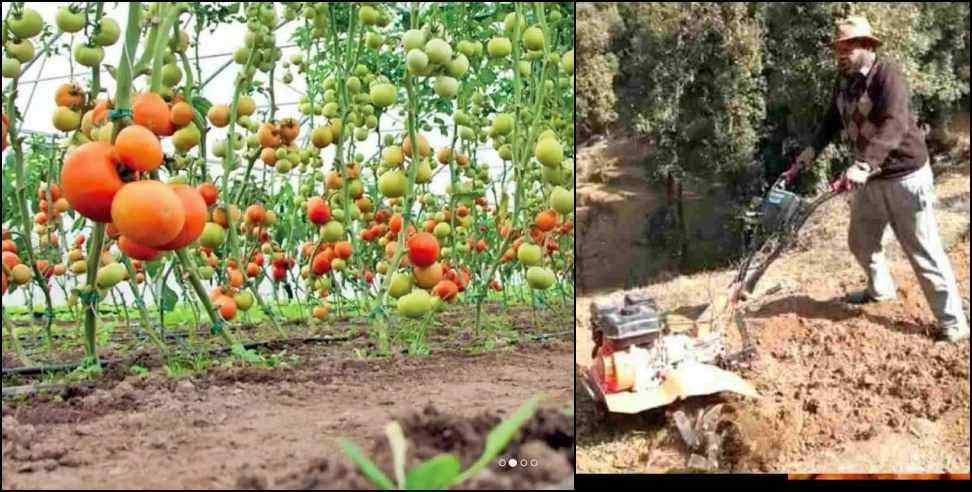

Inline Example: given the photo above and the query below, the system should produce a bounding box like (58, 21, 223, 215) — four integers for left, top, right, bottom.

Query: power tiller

(583, 164, 870, 415)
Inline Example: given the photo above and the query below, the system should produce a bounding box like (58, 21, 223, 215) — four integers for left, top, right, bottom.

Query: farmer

(782, 16, 969, 343)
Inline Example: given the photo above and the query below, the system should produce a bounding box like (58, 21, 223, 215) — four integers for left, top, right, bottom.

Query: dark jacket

(810, 59, 929, 180)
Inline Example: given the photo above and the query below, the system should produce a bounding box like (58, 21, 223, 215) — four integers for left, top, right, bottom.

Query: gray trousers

(848, 164, 968, 332)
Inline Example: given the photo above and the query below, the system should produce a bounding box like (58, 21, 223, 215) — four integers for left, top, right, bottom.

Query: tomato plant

(1, 2, 574, 369)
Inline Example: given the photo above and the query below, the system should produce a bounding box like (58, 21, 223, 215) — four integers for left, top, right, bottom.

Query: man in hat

(782, 16, 969, 343)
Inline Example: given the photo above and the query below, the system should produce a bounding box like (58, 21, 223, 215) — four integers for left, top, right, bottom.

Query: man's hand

(832, 161, 872, 192)
(846, 161, 872, 189)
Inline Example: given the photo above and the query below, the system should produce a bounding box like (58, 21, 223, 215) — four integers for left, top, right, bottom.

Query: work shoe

(844, 290, 896, 306)
(936, 324, 970, 344)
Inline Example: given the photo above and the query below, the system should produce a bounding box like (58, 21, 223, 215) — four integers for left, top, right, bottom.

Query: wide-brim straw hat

(835, 16, 882, 46)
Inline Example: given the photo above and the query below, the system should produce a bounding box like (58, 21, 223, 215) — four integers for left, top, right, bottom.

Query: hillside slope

(577, 162, 971, 473)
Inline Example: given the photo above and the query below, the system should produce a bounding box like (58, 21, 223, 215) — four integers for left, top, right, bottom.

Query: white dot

(508, 459, 518, 468)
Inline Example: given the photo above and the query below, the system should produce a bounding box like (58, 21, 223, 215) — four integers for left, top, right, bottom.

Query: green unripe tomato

(73, 44, 105, 68)
(358, 5, 380, 25)
(92, 18, 122, 46)
(397, 290, 432, 319)
(550, 186, 574, 215)
(403, 29, 426, 51)
(323, 220, 345, 242)
(415, 159, 433, 184)
(517, 243, 543, 266)
(56, 7, 86, 34)
(369, 83, 397, 107)
(534, 138, 563, 167)
(433, 222, 451, 239)
(9, 8, 45, 39)
(523, 27, 545, 51)
(491, 113, 514, 135)
(406, 49, 429, 73)
(447, 54, 470, 78)
(389, 272, 413, 299)
(424, 38, 452, 65)
(2, 58, 22, 79)
(503, 12, 525, 34)
(487, 37, 512, 58)
(366, 32, 384, 49)
(517, 60, 532, 77)
(526, 266, 556, 290)
(434, 76, 459, 98)
(378, 170, 407, 198)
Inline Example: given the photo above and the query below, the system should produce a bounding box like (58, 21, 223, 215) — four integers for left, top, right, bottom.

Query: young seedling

(340, 394, 543, 490)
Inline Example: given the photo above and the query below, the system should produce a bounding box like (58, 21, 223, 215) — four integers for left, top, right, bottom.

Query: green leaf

(161, 284, 179, 312)
(190, 95, 213, 120)
(406, 454, 462, 491)
(386, 422, 408, 489)
(453, 394, 543, 485)
(339, 439, 395, 491)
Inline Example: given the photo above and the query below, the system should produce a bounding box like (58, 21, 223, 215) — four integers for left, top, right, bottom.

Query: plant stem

(3, 308, 32, 367)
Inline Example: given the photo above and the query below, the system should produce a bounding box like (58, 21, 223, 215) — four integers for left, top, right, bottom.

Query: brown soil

(2, 307, 574, 489)
(576, 135, 666, 292)
(577, 165, 971, 474)
(270, 406, 574, 490)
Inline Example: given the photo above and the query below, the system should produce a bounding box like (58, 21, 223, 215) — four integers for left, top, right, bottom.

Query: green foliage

(618, 3, 766, 186)
(580, 2, 970, 191)
(576, 3, 621, 141)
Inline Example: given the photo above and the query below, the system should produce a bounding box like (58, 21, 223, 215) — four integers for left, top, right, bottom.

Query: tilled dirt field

(577, 164, 971, 474)
(1, 306, 574, 489)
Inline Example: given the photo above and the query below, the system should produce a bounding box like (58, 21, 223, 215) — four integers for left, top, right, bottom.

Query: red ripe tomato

(307, 197, 331, 225)
(407, 232, 439, 268)
(389, 214, 403, 234)
(118, 235, 162, 261)
(312, 250, 334, 275)
(433, 280, 459, 302)
(197, 183, 219, 207)
(272, 266, 287, 282)
(2, 251, 20, 270)
(335, 241, 352, 260)
(535, 209, 558, 232)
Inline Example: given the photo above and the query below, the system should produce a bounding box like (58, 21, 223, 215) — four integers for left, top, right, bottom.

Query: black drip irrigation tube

(7, 318, 371, 353)
(1, 334, 353, 379)
(2, 381, 99, 399)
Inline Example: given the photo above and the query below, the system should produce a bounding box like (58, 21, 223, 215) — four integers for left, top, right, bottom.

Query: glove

(831, 161, 872, 193)
(846, 161, 872, 188)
